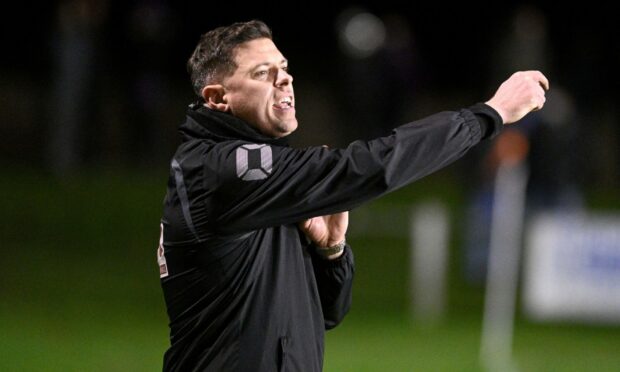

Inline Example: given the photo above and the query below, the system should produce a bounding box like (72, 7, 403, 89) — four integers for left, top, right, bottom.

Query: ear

(201, 84, 229, 112)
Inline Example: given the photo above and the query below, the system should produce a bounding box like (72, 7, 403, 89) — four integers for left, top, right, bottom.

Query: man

(158, 20, 547, 371)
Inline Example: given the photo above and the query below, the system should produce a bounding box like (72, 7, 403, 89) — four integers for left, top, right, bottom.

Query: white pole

(410, 201, 449, 326)
(480, 162, 529, 372)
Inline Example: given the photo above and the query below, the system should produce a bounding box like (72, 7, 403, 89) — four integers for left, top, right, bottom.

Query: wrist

(484, 99, 508, 124)
(316, 238, 346, 260)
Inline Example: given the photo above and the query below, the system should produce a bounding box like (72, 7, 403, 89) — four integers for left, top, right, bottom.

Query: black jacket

(159, 103, 502, 371)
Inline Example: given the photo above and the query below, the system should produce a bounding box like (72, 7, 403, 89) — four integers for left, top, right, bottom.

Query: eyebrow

(250, 59, 288, 71)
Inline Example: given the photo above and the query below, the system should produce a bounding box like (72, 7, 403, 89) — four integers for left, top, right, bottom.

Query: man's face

(222, 38, 297, 138)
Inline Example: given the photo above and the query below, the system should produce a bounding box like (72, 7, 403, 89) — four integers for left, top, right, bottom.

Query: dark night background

(1, 2, 618, 182)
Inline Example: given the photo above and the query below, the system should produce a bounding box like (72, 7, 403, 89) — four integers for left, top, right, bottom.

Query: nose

(275, 68, 293, 87)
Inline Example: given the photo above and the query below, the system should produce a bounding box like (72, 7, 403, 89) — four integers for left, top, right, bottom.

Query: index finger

(531, 70, 549, 91)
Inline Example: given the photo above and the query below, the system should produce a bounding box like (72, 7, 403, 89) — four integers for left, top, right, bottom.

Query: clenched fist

(299, 211, 348, 249)
(486, 70, 549, 124)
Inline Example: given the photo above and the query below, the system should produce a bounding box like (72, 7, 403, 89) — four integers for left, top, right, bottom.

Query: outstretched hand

(299, 211, 348, 248)
(486, 70, 549, 124)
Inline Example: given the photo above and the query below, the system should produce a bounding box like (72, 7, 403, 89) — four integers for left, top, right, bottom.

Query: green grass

(1, 170, 619, 371)
(324, 313, 620, 372)
(325, 314, 482, 372)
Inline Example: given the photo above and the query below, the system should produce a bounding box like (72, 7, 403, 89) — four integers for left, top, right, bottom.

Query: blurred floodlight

(337, 9, 386, 59)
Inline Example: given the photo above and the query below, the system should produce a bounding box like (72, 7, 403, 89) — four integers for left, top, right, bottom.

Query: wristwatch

(316, 238, 346, 259)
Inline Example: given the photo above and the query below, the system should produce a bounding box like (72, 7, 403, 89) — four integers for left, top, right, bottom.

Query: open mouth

(273, 96, 293, 109)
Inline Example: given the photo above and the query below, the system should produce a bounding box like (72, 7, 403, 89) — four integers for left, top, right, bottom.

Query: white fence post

(410, 201, 449, 326)
(480, 163, 529, 372)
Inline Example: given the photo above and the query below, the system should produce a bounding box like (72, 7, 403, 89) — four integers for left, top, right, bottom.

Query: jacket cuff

(468, 102, 503, 140)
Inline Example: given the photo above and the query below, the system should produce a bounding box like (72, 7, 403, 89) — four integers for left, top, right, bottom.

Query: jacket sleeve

(309, 244, 355, 329)
(209, 108, 498, 233)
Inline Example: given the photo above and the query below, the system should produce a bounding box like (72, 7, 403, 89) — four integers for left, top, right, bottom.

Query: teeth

(274, 96, 293, 109)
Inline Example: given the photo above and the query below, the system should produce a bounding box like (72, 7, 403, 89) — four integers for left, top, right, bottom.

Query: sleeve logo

(236, 144, 273, 181)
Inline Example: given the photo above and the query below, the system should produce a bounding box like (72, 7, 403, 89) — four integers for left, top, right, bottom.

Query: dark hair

(187, 20, 272, 97)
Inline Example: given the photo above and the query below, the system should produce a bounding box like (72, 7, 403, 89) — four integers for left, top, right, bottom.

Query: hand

(299, 211, 348, 248)
(485, 70, 549, 124)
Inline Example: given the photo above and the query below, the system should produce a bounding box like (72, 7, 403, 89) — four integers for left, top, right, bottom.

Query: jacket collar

(180, 102, 289, 146)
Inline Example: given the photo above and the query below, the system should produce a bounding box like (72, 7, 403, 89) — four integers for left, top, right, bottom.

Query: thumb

(299, 218, 312, 230)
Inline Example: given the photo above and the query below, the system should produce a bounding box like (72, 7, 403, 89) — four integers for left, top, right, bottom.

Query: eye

(254, 69, 269, 79)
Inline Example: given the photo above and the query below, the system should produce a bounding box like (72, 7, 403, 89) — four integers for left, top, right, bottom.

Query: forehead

(233, 38, 285, 70)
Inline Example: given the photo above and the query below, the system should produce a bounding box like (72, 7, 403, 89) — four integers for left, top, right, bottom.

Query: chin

(284, 123, 298, 136)
(273, 121, 298, 137)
